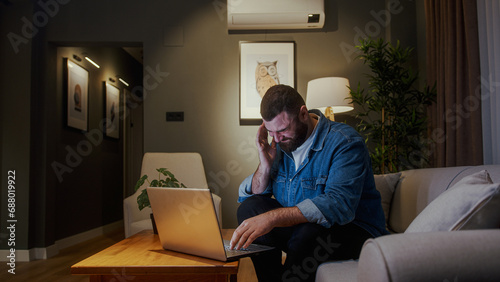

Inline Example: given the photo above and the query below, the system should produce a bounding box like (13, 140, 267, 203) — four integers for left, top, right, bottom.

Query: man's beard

(279, 120, 308, 153)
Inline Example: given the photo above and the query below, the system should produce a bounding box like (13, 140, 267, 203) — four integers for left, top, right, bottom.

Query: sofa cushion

(389, 166, 478, 233)
(374, 173, 401, 225)
(315, 260, 358, 282)
(405, 170, 500, 233)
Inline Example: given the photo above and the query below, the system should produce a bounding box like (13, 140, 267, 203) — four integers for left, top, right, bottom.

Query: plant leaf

(136, 168, 187, 210)
(137, 189, 150, 211)
(134, 175, 148, 191)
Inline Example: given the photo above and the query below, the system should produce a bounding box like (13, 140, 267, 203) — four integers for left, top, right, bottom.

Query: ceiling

(123, 47, 143, 64)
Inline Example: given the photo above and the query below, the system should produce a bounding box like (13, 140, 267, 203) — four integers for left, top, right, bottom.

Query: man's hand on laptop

(230, 212, 274, 250)
(230, 206, 308, 250)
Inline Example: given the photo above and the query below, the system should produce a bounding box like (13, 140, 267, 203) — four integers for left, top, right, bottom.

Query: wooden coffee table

(71, 229, 239, 281)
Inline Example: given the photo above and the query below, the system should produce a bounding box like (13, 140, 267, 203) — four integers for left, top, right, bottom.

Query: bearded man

(230, 85, 388, 282)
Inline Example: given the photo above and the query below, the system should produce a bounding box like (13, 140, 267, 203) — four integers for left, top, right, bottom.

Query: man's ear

(298, 105, 309, 122)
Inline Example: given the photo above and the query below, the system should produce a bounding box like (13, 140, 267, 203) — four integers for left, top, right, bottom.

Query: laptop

(147, 187, 274, 261)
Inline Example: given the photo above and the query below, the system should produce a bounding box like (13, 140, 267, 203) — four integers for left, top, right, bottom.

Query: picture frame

(65, 58, 89, 131)
(104, 82, 120, 139)
(239, 41, 295, 125)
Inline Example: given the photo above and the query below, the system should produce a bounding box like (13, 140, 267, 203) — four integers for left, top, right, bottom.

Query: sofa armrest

(123, 194, 134, 238)
(123, 189, 152, 238)
(358, 230, 500, 282)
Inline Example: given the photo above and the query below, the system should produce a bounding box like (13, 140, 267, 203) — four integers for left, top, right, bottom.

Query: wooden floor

(0, 228, 258, 282)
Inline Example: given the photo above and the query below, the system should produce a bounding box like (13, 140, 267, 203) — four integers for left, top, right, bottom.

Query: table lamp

(306, 77, 353, 121)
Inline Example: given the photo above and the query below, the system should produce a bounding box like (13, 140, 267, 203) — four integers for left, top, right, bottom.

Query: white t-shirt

(292, 115, 319, 171)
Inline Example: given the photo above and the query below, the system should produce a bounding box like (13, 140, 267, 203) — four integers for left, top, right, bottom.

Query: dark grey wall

(0, 5, 144, 249)
(0, 0, 34, 251)
(52, 46, 143, 240)
(0, 0, 423, 250)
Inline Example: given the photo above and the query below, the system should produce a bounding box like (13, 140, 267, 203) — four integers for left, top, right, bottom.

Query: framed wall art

(239, 41, 295, 125)
(65, 58, 89, 131)
(104, 82, 120, 139)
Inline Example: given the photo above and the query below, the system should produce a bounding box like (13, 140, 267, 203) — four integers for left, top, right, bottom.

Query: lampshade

(306, 77, 353, 115)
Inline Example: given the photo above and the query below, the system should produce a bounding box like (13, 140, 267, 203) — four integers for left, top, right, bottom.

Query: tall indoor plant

(349, 38, 436, 174)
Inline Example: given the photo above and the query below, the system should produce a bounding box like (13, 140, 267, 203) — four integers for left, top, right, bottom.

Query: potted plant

(134, 168, 186, 233)
(349, 38, 436, 174)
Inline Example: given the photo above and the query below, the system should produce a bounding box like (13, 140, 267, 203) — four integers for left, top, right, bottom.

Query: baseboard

(55, 220, 123, 251)
(0, 220, 123, 262)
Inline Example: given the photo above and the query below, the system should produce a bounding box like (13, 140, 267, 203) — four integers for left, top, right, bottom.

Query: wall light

(85, 56, 100, 68)
(306, 77, 353, 121)
(118, 78, 129, 86)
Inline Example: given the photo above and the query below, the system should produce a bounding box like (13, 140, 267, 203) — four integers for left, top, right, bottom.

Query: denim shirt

(238, 110, 388, 237)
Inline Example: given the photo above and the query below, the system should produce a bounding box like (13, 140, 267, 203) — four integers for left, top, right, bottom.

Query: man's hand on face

(256, 123, 277, 170)
(229, 212, 275, 250)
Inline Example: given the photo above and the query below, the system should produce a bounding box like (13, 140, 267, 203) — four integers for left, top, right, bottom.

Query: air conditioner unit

(227, 0, 325, 30)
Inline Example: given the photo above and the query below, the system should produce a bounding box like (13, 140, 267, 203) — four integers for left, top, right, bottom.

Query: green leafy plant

(349, 38, 436, 174)
(134, 168, 186, 211)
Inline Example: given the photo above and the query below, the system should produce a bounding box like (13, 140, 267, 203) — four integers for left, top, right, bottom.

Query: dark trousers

(237, 195, 372, 282)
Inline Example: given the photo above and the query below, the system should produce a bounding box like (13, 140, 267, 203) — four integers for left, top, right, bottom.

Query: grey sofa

(316, 165, 500, 282)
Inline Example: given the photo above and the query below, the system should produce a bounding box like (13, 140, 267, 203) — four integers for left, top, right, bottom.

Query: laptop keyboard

(223, 239, 272, 257)
(223, 240, 251, 255)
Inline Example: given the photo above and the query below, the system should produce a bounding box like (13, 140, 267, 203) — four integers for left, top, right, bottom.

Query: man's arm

(231, 123, 286, 249)
(250, 164, 270, 194)
(230, 206, 308, 250)
(251, 123, 276, 194)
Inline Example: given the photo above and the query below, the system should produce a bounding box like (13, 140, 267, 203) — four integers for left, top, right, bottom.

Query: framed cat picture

(239, 41, 295, 125)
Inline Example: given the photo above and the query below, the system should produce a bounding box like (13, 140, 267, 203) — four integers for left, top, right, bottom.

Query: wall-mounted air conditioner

(227, 0, 325, 30)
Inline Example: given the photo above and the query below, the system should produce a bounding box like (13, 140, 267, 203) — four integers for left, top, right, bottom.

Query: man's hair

(260, 85, 305, 121)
